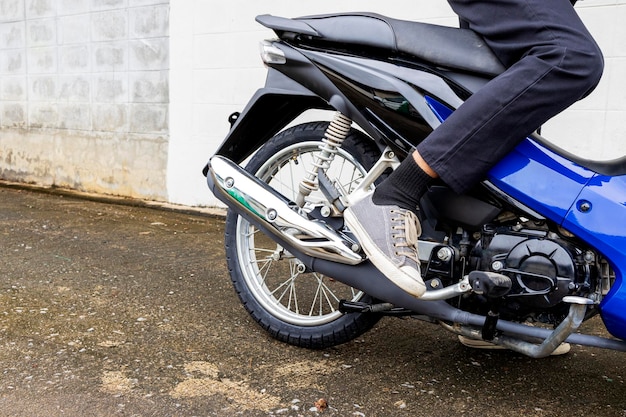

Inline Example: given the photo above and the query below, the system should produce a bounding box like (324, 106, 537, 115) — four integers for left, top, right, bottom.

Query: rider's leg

(417, 0, 604, 194)
(346, 0, 603, 297)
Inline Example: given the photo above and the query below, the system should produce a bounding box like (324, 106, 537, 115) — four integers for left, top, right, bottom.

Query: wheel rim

(235, 141, 369, 326)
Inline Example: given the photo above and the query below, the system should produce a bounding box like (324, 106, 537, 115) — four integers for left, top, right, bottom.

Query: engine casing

(470, 227, 592, 321)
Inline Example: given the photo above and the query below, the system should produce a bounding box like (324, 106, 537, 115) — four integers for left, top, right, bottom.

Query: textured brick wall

(0, 0, 170, 200)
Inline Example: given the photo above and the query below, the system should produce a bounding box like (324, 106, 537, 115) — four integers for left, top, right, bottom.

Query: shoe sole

(344, 208, 426, 297)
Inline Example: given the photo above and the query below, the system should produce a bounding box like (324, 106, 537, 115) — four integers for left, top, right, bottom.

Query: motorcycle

(203, 11, 626, 357)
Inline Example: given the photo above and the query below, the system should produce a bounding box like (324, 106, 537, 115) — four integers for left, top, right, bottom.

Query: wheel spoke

(269, 262, 300, 308)
(253, 247, 279, 254)
(320, 278, 342, 305)
(321, 282, 339, 313)
(284, 261, 298, 313)
(270, 175, 296, 198)
(289, 278, 300, 314)
(274, 279, 292, 307)
(256, 257, 273, 287)
(244, 228, 260, 239)
(309, 276, 323, 317)
(306, 274, 340, 316)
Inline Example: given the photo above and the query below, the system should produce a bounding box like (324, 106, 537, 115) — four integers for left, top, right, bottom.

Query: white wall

(168, 0, 456, 207)
(0, 0, 171, 201)
(169, 0, 626, 207)
(542, 1, 626, 159)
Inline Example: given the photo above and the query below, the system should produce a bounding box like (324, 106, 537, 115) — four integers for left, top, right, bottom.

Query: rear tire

(224, 122, 382, 348)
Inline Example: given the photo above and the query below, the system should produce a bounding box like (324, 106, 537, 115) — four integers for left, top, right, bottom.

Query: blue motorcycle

(204, 12, 626, 357)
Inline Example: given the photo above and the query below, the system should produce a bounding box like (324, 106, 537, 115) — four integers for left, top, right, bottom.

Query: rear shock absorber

(296, 112, 352, 207)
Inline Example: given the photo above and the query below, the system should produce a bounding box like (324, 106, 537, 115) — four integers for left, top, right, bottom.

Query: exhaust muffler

(206, 155, 364, 265)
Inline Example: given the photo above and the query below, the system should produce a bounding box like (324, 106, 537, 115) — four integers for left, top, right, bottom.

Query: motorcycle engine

(421, 185, 597, 324)
(467, 225, 595, 322)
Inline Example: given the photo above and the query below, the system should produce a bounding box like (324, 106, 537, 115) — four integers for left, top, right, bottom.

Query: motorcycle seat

(256, 13, 506, 78)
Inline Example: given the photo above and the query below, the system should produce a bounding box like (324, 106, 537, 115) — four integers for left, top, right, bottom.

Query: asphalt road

(1, 185, 625, 417)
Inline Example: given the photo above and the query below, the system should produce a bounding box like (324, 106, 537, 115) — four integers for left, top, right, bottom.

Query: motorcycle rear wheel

(224, 121, 382, 348)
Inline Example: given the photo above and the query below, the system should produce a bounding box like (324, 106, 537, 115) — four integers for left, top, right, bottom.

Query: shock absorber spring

(296, 112, 352, 207)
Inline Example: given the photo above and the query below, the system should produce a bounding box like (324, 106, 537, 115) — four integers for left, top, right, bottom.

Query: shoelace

(390, 209, 421, 263)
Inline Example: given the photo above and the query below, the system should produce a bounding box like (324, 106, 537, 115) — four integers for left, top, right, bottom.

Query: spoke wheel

(225, 122, 382, 348)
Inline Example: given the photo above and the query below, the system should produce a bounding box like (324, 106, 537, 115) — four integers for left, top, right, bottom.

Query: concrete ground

(1, 185, 625, 417)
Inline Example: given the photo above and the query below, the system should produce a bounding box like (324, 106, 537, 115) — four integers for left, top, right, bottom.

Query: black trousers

(416, 0, 604, 193)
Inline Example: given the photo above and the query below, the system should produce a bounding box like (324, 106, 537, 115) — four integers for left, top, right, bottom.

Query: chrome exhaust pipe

(441, 296, 596, 357)
(207, 155, 363, 265)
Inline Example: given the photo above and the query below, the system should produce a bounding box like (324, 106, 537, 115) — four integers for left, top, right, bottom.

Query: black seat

(256, 13, 506, 77)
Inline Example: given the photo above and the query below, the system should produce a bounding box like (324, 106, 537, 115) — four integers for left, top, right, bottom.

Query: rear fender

(205, 43, 389, 171)
(210, 70, 328, 165)
(210, 53, 377, 166)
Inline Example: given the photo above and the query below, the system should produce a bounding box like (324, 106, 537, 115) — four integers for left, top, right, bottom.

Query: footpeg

(339, 300, 412, 315)
(469, 271, 512, 298)
(339, 300, 393, 313)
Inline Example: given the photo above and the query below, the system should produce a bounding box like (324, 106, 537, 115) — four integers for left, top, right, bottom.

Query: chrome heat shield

(206, 155, 363, 265)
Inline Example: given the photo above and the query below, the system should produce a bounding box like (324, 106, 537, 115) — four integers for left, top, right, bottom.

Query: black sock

(372, 155, 433, 212)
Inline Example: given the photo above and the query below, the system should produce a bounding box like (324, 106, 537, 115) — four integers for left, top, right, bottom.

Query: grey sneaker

(344, 193, 426, 297)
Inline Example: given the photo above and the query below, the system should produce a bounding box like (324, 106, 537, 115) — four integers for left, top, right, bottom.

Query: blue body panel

(426, 96, 626, 340)
(490, 142, 626, 340)
(487, 140, 594, 222)
(564, 175, 626, 339)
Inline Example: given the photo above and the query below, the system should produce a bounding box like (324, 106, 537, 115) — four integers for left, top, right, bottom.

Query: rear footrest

(339, 300, 412, 315)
